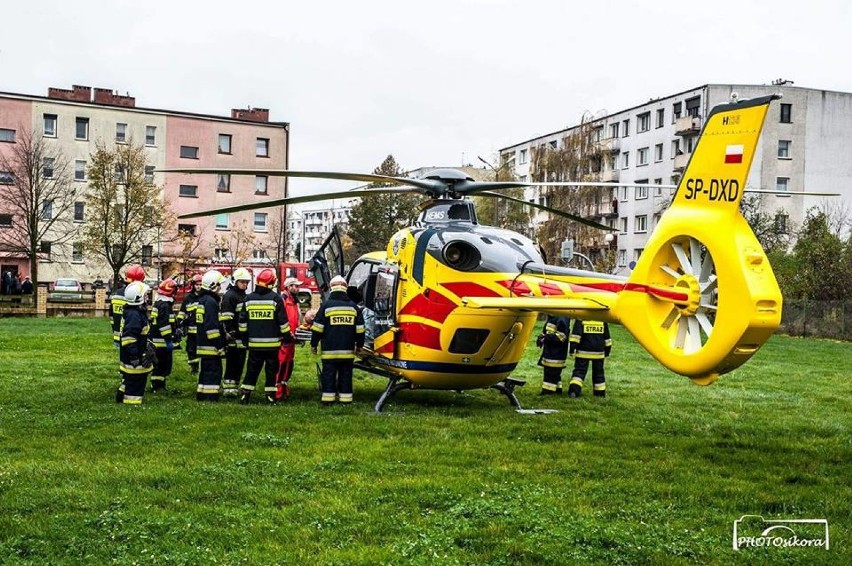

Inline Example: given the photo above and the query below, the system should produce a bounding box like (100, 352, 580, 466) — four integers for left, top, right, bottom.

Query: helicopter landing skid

(490, 377, 526, 410)
(373, 376, 527, 412)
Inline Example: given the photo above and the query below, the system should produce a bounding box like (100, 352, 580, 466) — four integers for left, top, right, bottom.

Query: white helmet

(232, 267, 252, 282)
(124, 281, 150, 306)
(329, 275, 348, 291)
(201, 269, 224, 291)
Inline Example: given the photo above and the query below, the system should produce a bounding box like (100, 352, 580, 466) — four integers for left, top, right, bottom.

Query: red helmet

(157, 278, 177, 297)
(255, 268, 277, 288)
(124, 264, 146, 282)
(191, 274, 203, 284)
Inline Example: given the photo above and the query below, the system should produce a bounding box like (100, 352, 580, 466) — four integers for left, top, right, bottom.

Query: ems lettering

(683, 178, 739, 202)
(249, 310, 274, 320)
(330, 314, 355, 325)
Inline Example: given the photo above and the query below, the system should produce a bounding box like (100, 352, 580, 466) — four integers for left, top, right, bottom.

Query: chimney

(93, 87, 136, 107)
(47, 84, 92, 102)
(231, 107, 269, 123)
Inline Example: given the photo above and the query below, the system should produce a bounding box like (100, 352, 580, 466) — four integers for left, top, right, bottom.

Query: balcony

(673, 152, 690, 172)
(594, 137, 620, 153)
(580, 199, 619, 220)
(600, 169, 620, 182)
(675, 116, 701, 136)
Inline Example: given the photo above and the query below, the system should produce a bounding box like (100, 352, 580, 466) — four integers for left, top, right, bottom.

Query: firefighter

(177, 274, 203, 375)
(111, 264, 145, 347)
(220, 268, 251, 396)
(238, 268, 292, 404)
(149, 279, 177, 391)
(275, 276, 303, 400)
(311, 275, 365, 405)
(195, 270, 226, 401)
(537, 315, 570, 394)
(111, 264, 145, 401)
(568, 319, 612, 398)
(118, 281, 154, 405)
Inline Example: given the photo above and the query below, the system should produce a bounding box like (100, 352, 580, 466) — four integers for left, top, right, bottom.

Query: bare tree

(473, 154, 530, 233)
(210, 218, 257, 272)
(267, 206, 288, 265)
(0, 128, 78, 297)
(81, 140, 173, 284)
(165, 226, 206, 279)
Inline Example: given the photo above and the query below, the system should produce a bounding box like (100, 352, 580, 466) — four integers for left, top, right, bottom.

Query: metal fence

(779, 300, 852, 341)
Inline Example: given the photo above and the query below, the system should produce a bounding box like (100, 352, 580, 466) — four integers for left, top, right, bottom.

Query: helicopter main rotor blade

(453, 181, 535, 195)
(177, 186, 423, 219)
(158, 168, 446, 194)
(477, 190, 613, 231)
(532, 181, 839, 196)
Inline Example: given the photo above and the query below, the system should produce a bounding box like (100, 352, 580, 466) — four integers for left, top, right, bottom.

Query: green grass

(0, 317, 849, 565)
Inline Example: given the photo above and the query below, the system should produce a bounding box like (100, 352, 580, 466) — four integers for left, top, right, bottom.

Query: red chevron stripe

(398, 288, 456, 323)
(442, 281, 500, 299)
(398, 322, 442, 350)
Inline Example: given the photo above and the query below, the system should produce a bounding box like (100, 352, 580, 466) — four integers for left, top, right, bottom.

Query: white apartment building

(287, 200, 355, 261)
(500, 82, 852, 273)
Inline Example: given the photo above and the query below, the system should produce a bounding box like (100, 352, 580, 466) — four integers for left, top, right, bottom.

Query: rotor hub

(673, 274, 702, 316)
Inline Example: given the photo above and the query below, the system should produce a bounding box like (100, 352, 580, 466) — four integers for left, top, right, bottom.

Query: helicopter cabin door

(307, 224, 346, 301)
(346, 259, 399, 354)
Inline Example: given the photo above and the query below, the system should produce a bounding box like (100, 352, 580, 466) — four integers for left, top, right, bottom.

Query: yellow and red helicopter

(168, 94, 797, 411)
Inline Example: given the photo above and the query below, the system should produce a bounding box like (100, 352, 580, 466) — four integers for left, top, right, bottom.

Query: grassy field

(0, 317, 848, 565)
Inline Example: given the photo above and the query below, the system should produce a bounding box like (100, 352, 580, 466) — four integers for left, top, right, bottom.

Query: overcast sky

(3, 0, 851, 197)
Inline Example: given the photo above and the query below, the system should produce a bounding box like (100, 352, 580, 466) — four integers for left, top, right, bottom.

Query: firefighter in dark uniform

(111, 264, 145, 400)
(238, 268, 292, 404)
(118, 282, 154, 405)
(195, 270, 225, 401)
(220, 268, 252, 397)
(568, 319, 612, 398)
(177, 274, 203, 375)
(149, 279, 177, 391)
(311, 275, 365, 405)
(537, 315, 571, 394)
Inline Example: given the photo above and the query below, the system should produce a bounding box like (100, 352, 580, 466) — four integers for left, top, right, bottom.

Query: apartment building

(0, 84, 289, 284)
(287, 200, 355, 262)
(500, 82, 852, 273)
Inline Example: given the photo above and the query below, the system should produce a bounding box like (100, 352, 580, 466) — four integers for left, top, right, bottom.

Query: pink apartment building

(0, 84, 289, 285)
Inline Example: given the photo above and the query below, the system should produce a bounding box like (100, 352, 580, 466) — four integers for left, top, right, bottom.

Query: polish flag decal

(725, 144, 744, 164)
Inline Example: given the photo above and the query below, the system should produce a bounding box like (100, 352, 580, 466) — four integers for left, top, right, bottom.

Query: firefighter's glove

(535, 334, 545, 348)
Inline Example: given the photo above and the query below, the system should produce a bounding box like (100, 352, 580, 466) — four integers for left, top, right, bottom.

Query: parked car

(48, 278, 85, 301)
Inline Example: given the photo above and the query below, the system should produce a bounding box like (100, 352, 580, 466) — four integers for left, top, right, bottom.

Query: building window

(215, 213, 230, 230)
(620, 186, 629, 201)
(141, 245, 153, 266)
(145, 165, 155, 184)
(178, 224, 196, 236)
(0, 128, 15, 143)
(0, 170, 14, 184)
(43, 114, 57, 137)
(179, 184, 198, 197)
(256, 138, 269, 157)
(41, 200, 53, 220)
(43, 158, 55, 179)
(255, 175, 268, 194)
(253, 249, 268, 260)
(610, 122, 619, 138)
(780, 103, 792, 123)
(0, 214, 12, 227)
(637, 147, 649, 166)
(75, 117, 89, 140)
(672, 102, 682, 122)
(621, 151, 629, 169)
(549, 140, 558, 148)
(519, 149, 528, 164)
(74, 201, 85, 222)
(778, 140, 791, 159)
(218, 134, 232, 154)
(776, 176, 790, 195)
(180, 146, 199, 159)
(621, 119, 630, 137)
(72, 242, 83, 263)
(39, 240, 52, 259)
(74, 160, 86, 181)
(635, 215, 648, 233)
(617, 249, 627, 266)
(634, 248, 644, 262)
(671, 139, 681, 158)
(619, 217, 628, 233)
(637, 112, 650, 133)
(114, 165, 125, 183)
(654, 178, 663, 195)
(214, 248, 228, 260)
(254, 212, 268, 232)
(146, 126, 156, 146)
(656, 108, 665, 128)
(115, 123, 127, 143)
(216, 174, 231, 192)
(686, 136, 696, 153)
(685, 96, 701, 118)
(774, 213, 789, 234)
(636, 184, 649, 200)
